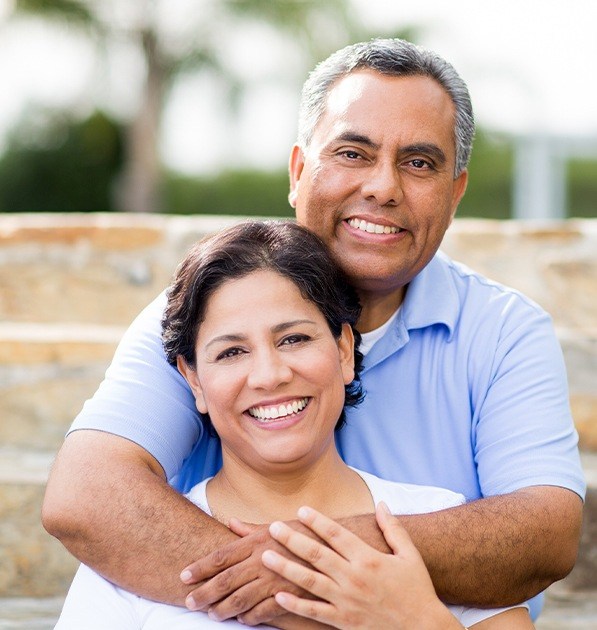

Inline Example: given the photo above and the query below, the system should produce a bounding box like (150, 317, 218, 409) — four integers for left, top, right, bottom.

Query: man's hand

(42, 430, 237, 604)
(181, 520, 319, 626)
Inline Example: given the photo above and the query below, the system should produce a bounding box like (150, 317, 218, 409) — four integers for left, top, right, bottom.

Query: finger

(262, 549, 336, 600)
(274, 591, 338, 627)
(268, 520, 349, 581)
(209, 580, 283, 621)
(181, 537, 250, 584)
(295, 506, 370, 560)
(185, 562, 259, 611)
(375, 501, 416, 556)
(228, 517, 258, 537)
(236, 596, 285, 627)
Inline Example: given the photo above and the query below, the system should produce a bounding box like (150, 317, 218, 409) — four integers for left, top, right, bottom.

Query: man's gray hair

(297, 38, 475, 177)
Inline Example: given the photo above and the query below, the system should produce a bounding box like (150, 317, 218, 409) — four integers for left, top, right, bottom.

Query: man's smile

(347, 217, 401, 235)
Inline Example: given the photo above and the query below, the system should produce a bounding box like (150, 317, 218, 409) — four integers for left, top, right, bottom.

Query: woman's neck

(206, 444, 373, 525)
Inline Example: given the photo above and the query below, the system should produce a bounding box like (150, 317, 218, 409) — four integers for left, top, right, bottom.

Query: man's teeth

(348, 218, 398, 234)
(248, 398, 308, 422)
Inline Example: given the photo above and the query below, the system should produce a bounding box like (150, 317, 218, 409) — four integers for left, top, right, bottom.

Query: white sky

(0, 0, 596, 174)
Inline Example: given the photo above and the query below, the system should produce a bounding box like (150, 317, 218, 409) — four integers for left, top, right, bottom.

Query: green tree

(9, 0, 366, 213)
(0, 110, 123, 212)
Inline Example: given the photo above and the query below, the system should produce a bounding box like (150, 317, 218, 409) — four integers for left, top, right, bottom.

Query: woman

(55, 221, 532, 629)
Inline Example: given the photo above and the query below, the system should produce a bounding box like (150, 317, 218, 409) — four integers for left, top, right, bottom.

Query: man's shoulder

(434, 251, 547, 316)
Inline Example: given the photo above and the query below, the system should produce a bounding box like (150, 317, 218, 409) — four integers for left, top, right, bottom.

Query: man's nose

(246, 349, 293, 390)
(361, 160, 402, 206)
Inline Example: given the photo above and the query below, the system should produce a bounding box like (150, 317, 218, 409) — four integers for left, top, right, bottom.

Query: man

(43, 39, 584, 626)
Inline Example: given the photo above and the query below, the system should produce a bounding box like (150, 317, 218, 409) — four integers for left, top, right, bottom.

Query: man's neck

(357, 285, 406, 333)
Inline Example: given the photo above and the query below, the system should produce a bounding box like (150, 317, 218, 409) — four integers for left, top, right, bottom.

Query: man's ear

(338, 323, 356, 385)
(449, 169, 468, 223)
(176, 356, 208, 414)
(288, 144, 305, 208)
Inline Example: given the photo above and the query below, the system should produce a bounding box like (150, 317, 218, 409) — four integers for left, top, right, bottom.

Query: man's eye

(410, 158, 432, 169)
(339, 150, 361, 160)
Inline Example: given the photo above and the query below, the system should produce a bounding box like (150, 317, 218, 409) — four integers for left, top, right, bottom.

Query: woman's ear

(176, 356, 208, 414)
(338, 323, 356, 385)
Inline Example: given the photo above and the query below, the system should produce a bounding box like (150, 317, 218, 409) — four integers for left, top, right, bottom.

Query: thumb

(228, 517, 259, 537)
(375, 501, 414, 556)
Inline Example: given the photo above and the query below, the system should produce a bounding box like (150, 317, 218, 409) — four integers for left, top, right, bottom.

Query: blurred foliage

(568, 159, 597, 218)
(0, 110, 123, 212)
(0, 110, 594, 218)
(164, 169, 292, 217)
(458, 131, 513, 220)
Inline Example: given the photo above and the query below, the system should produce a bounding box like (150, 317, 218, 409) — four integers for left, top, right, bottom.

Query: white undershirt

(358, 307, 400, 356)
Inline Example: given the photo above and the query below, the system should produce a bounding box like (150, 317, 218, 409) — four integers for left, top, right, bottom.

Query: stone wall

(1, 212, 596, 598)
(2, 213, 596, 452)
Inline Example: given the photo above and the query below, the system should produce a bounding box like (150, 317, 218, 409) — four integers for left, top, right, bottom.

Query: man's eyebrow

(335, 132, 380, 150)
(402, 143, 447, 165)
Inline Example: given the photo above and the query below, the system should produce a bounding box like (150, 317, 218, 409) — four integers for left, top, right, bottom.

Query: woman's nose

(246, 349, 293, 390)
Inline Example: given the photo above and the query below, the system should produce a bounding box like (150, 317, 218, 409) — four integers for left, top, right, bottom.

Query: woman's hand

(262, 502, 463, 630)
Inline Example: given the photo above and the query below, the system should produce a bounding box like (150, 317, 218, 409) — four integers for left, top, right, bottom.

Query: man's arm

(182, 484, 581, 624)
(400, 485, 582, 606)
(42, 429, 238, 604)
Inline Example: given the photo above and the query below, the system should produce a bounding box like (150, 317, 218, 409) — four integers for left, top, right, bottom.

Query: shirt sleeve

(472, 294, 586, 500)
(68, 292, 203, 481)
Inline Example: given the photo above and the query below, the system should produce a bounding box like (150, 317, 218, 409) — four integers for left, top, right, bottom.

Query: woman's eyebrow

(204, 320, 317, 350)
(204, 333, 245, 351)
(271, 319, 317, 334)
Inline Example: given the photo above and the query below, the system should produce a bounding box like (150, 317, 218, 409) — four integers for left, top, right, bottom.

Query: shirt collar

(400, 251, 459, 341)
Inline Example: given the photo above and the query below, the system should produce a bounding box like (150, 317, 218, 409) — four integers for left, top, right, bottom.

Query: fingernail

(275, 592, 289, 605)
(269, 521, 283, 536)
(185, 595, 196, 610)
(180, 569, 192, 583)
(378, 501, 390, 514)
(297, 505, 312, 520)
(208, 608, 221, 621)
(262, 550, 276, 565)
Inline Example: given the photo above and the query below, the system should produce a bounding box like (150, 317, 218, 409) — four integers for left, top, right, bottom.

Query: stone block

(0, 323, 121, 450)
(0, 449, 78, 598)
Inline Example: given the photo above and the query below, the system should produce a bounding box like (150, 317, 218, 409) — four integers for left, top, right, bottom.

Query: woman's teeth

(248, 398, 308, 422)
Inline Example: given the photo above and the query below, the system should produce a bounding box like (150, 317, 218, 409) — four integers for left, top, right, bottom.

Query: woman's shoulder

(351, 468, 466, 515)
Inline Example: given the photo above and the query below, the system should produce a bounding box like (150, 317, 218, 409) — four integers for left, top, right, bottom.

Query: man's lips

(247, 397, 309, 423)
(346, 217, 402, 235)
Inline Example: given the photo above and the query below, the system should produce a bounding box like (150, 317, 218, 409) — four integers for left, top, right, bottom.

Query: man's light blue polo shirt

(69, 249, 585, 620)
(70, 250, 585, 500)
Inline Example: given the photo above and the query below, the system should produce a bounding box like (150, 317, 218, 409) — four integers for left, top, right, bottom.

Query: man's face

(290, 71, 468, 299)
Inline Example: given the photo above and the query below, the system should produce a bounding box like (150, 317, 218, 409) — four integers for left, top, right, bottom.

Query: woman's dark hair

(162, 220, 364, 432)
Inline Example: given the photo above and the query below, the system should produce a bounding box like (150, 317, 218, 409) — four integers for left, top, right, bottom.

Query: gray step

(0, 598, 64, 630)
(0, 590, 596, 629)
(0, 447, 78, 598)
(0, 323, 122, 451)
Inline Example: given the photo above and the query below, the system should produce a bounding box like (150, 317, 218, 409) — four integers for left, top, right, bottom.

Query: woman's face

(178, 269, 355, 475)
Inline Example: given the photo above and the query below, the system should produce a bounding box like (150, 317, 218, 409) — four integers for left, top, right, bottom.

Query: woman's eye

(280, 334, 310, 346)
(216, 347, 245, 361)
